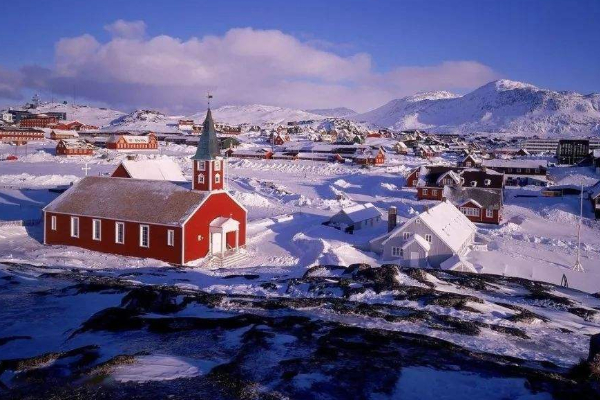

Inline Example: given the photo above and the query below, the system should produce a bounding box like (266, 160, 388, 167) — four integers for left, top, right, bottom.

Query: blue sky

(1, 0, 599, 112)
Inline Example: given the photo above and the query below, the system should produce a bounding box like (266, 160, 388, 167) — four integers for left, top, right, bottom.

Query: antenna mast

(573, 184, 584, 272)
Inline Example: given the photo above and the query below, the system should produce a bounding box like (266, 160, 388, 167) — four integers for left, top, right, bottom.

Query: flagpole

(573, 184, 584, 272)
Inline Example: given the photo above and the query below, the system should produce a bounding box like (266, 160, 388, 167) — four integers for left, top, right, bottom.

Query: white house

(328, 203, 383, 233)
(369, 201, 476, 268)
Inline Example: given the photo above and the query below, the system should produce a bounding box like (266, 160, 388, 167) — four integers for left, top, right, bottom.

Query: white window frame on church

(115, 222, 125, 244)
(70, 216, 79, 238)
(140, 225, 150, 248)
(197, 174, 204, 184)
(214, 160, 221, 171)
(198, 161, 206, 171)
(92, 219, 101, 241)
(215, 173, 221, 184)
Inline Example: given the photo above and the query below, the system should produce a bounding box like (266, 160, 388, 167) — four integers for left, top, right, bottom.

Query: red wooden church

(43, 108, 247, 265)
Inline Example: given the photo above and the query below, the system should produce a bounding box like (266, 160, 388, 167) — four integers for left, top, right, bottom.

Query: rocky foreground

(1, 263, 600, 399)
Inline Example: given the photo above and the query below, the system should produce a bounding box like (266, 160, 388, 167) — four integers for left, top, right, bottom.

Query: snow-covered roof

(382, 201, 476, 253)
(593, 149, 600, 158)
(482, 159, 547, 169)
(108, 134, 153, 144)
(58, 139, 94, 150)
(44, 176, 205, 226)
(341, 203, 382, 223)
(440, 254, 477, 273)
(402, 233, 431, 252)
(51, 129, 79, 137)
(119, 159, 186, 182)
(436, 170, 461, 186)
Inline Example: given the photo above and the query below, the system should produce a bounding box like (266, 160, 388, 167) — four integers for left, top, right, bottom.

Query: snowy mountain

(105, 109, 180, 132)
(31, 102, 125, 128)
(306, 107, 358, 118)
(193, 104, 326, 126)
(355, 80, 600, 136)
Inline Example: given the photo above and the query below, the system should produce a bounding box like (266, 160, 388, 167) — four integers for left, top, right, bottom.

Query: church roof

(44, 176, 205, 226)
(192, 109, 220, 160)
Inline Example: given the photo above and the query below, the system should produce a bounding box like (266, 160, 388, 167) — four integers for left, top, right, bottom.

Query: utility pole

(573, 184, 585, 272)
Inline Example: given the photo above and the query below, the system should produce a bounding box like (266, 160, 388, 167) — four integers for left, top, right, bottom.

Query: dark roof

(419, 165, 458, 186)
(461, 168, 504, 189)
(192, 109, 220, 160)
(418, 166, 504, 189)
(443, 186, 503, 210)
(44, 176, 205, 226)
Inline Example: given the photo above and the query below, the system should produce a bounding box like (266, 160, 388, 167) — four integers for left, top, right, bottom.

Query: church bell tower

(192, 102, 225, 192)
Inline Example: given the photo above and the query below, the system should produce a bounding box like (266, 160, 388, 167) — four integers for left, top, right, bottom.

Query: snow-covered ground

(1, 138, 599, 293)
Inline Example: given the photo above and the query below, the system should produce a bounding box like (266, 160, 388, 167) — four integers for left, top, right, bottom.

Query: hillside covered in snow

(33, 102, 125, 128)
(192, 104, 326, 126)
(354, 80, 600, 137)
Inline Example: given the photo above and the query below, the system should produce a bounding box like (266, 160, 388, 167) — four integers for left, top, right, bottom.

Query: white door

(410, 252, 419, 267)
(211, 233, 222, 254)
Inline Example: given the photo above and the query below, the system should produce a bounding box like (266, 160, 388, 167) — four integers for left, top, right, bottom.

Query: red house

(107, 133, 158, 151)
(354, 147, 385, 165)
(55, 139, 95, 156)
(0, 127, 45, 145)
(272, 134, 287, 146)
(43, 109, 247, 265)
(19, 114, 58, 128)
(442, 186, 503, 224)
(51, 121, 99, 131)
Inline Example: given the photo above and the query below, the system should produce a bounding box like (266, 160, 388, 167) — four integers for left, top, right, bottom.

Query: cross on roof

(81, 162, 91, 176)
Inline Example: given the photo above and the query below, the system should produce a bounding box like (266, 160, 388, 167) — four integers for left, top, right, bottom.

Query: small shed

(328, 203, 382, 233)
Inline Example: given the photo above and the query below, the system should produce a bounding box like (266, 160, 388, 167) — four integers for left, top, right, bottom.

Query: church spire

(192, 102, 220, 161)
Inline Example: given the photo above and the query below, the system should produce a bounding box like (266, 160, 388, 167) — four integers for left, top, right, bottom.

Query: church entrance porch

(209, 217, 240, 257)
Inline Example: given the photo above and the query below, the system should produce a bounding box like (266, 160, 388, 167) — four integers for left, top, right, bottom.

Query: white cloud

(104, 19, 147, 40)
(3, 23, 500, 113)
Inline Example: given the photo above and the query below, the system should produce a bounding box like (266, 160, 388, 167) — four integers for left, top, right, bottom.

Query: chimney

(387, 206, 397, 232)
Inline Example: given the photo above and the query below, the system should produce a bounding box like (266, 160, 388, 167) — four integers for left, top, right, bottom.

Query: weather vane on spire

(207, 92, 213, 109)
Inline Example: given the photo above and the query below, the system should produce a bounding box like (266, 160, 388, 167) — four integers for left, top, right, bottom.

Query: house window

(425, 234, 432, 243)
(167, 229, 175, 246)
(484, 179, 491, 186)
(92, 219, 101, 241)
(140, 225, 150, 248)
(470, 181, 477, 187)
(198, 161, 206, 171)
(460, 207, 480, 217)
(516, 168, 521, 173)
(51, 215, 57, 231)
(403, 232, 411, 240)
(214, 160, 221, 171)
(115, 222, 125, 244)
(412, 181, 417, 187)
(422, 189, 428, 195)
(486, 209, 494, 218)
(197, 174, 204, 184)
(215, 174, 221, 184)
(392, 247, 402, 257)
(70, 216, 79, 238)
